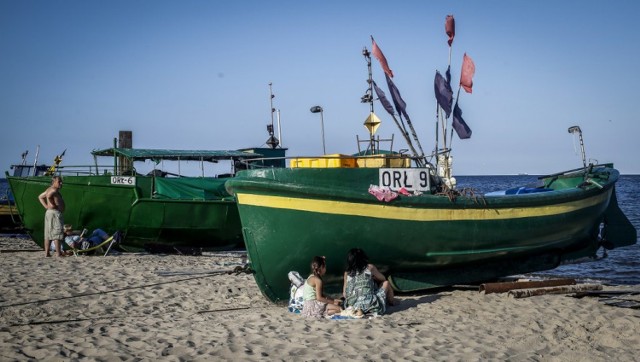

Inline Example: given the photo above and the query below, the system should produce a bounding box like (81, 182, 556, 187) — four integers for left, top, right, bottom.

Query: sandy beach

(1, 236, 638, 361)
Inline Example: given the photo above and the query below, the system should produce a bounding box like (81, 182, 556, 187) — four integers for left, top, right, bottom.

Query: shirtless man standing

(38, 176, 65, 257)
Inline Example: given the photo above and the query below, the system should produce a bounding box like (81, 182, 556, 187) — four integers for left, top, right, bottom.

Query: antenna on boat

(276, 109, 283, 148)
(32, 145, 40, 176)
(266, 82, 280, 149)
(568, 125, 587, 169)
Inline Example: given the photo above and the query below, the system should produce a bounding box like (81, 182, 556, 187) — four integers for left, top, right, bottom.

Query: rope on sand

(9, 317, 94, 327)
(196, 306, 252, 314)
(0, 265, 252, 309)
(155, 265, 248, 277)
(9, 306, 256, 327)
(0, 249, 41, 253)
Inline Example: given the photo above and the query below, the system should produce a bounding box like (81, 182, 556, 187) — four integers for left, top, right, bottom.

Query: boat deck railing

(17, 154, 432, 178)
(238, 154, 429, 169)
(46, 164, 127, 177)
(26, 162, 278, 178)
(6, 164, 117, 177)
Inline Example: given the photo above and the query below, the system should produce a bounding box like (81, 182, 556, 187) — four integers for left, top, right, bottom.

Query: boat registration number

(111, 176, 136, 186)
(379, 169, 430, 191)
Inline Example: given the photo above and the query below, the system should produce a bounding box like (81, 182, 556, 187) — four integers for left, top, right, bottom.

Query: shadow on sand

(386, 285, 478, 314)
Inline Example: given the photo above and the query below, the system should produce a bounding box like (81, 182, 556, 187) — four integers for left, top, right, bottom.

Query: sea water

(2, 176, 638, 284)
(0, 178, 10, 201)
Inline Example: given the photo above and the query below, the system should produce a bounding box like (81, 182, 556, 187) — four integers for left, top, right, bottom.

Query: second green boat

(7, 147, 286, 251)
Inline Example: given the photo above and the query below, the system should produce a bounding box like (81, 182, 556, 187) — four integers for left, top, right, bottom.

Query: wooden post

(118, 130, 132, 175)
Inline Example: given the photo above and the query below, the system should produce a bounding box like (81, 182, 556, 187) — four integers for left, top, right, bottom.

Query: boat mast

(363, 47, 426, 166)
(269, 82, 275, 130)
(361, 47, 377, 154)
(266, 83, 280, 149)
(434, 15, 458, 189)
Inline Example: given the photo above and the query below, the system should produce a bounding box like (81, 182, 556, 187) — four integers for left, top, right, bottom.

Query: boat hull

(226, 166, 636, 302)
(7, 175, 243, 250)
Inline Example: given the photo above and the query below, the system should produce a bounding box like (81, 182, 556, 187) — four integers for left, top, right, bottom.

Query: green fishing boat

(6, 146, 286, 251)
(225, 30, 637, 302)
(227, 162, 636, 302)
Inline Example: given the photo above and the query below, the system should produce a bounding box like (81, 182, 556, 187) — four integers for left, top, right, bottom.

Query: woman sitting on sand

(342, 248, 395, 315)
(301, 256, 343, 318)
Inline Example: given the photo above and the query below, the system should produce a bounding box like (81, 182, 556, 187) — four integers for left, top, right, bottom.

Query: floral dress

(344, 269, 386, 315)
(301, 276, 328, 318)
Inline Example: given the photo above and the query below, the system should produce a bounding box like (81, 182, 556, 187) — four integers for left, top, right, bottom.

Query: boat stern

(601, 186, 637, 249)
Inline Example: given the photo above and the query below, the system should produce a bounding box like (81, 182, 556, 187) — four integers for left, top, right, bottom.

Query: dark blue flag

(385, 74, 410, 121)
(452, 101, 472, 139)
(373, 80, 395, 116)
(434, 70, 453, 118)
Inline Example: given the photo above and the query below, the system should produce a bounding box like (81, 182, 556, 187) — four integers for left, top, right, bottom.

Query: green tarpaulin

(154, 177, 231, 200)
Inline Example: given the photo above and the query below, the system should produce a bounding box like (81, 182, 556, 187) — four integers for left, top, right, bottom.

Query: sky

(1, 0, 639, 176)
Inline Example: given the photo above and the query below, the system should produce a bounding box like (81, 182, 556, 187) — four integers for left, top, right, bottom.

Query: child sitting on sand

(301, 256, 343, 318)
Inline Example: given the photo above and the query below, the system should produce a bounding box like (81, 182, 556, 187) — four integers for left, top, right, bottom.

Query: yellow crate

(356, 155, 411, 168)
(290, 154, 358, 168)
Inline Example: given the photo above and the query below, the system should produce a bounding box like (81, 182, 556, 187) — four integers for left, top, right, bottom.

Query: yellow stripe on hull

(236, 190, 611, 222)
